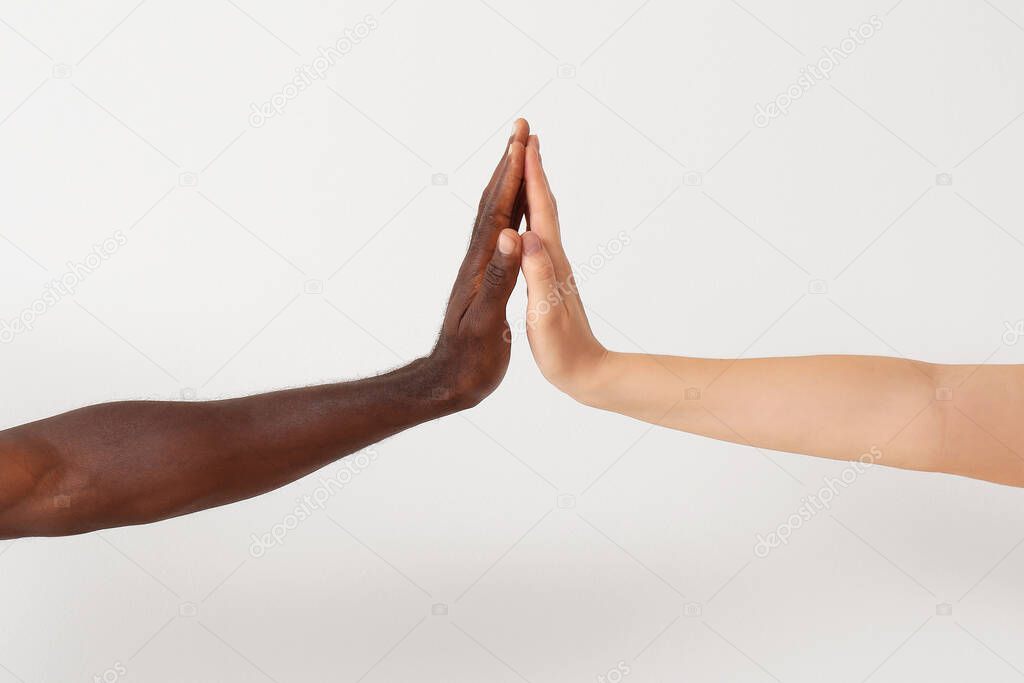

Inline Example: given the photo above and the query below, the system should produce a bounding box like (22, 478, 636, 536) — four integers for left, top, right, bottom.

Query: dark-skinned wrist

(402, 353, 472, 416)
(424, 340, 505, 413)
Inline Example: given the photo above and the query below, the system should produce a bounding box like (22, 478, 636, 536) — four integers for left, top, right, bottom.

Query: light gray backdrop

(1, 1, 1024, 681)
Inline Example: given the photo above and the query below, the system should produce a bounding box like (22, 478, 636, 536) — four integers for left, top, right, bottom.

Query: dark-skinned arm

(0, 120, 532, 539)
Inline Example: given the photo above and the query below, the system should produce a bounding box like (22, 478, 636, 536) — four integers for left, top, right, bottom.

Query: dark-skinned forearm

(0, 356, 467, 538)
(0, 118, 531, 540)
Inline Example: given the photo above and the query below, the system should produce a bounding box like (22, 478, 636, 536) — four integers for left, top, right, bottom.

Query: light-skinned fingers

(520, 231, 560, 325)
(529, 135, 557, 213)
(524, 137, 571, 282)
(525, 137, 557, 238)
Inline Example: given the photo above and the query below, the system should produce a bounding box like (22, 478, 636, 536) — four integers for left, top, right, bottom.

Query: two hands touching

(449, 117, 1024, 492)
(3, 117, 1023, 540)
(432, 116, 605, 409)
(0, 117, 585, 539)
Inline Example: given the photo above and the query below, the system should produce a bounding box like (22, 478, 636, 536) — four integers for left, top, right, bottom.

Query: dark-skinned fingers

(468, 139, 526, 265)
(509, 180, 527, 233)
(480, 118, 530, 204)
(446, 121, 528, 331)
(445, 163, 523, 329)
(469, 229, 522, 328)
(480, 139, 526, 230)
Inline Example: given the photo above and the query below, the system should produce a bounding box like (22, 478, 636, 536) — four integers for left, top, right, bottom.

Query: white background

(2, 1, 1024, 681)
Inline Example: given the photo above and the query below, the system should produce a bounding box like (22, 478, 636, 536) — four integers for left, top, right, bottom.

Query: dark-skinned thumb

(473, 229, 522, 323)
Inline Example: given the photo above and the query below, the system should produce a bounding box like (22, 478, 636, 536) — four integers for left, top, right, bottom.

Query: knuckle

(531, 260, 555, 282)
(484, 209, 510, 227)
(483, 261, 507, 288)
(477, 202, 511, 227)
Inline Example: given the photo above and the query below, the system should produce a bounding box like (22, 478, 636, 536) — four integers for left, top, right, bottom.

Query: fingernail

(498, 230, 516, 255)
(522, 231, 541, 255)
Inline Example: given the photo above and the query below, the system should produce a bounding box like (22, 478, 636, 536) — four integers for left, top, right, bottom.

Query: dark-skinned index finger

(470, 137, 526, 257)
(480, 118, 530, 201)
(444, 121, 529, 322)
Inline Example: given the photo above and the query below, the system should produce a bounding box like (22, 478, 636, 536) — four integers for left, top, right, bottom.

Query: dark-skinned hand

(429, 117, 529, 407)
(0, 119, 533, 538)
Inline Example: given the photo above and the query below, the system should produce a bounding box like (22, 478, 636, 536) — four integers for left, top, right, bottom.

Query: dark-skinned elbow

(0, 435, 93, 538)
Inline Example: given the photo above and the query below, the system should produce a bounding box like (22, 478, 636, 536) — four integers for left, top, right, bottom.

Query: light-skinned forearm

(516, 133, 1024, 489)
(578, 351, 1024, 487)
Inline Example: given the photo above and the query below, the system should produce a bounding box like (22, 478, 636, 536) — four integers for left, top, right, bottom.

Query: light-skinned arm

(517, 134, 1024, 488)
